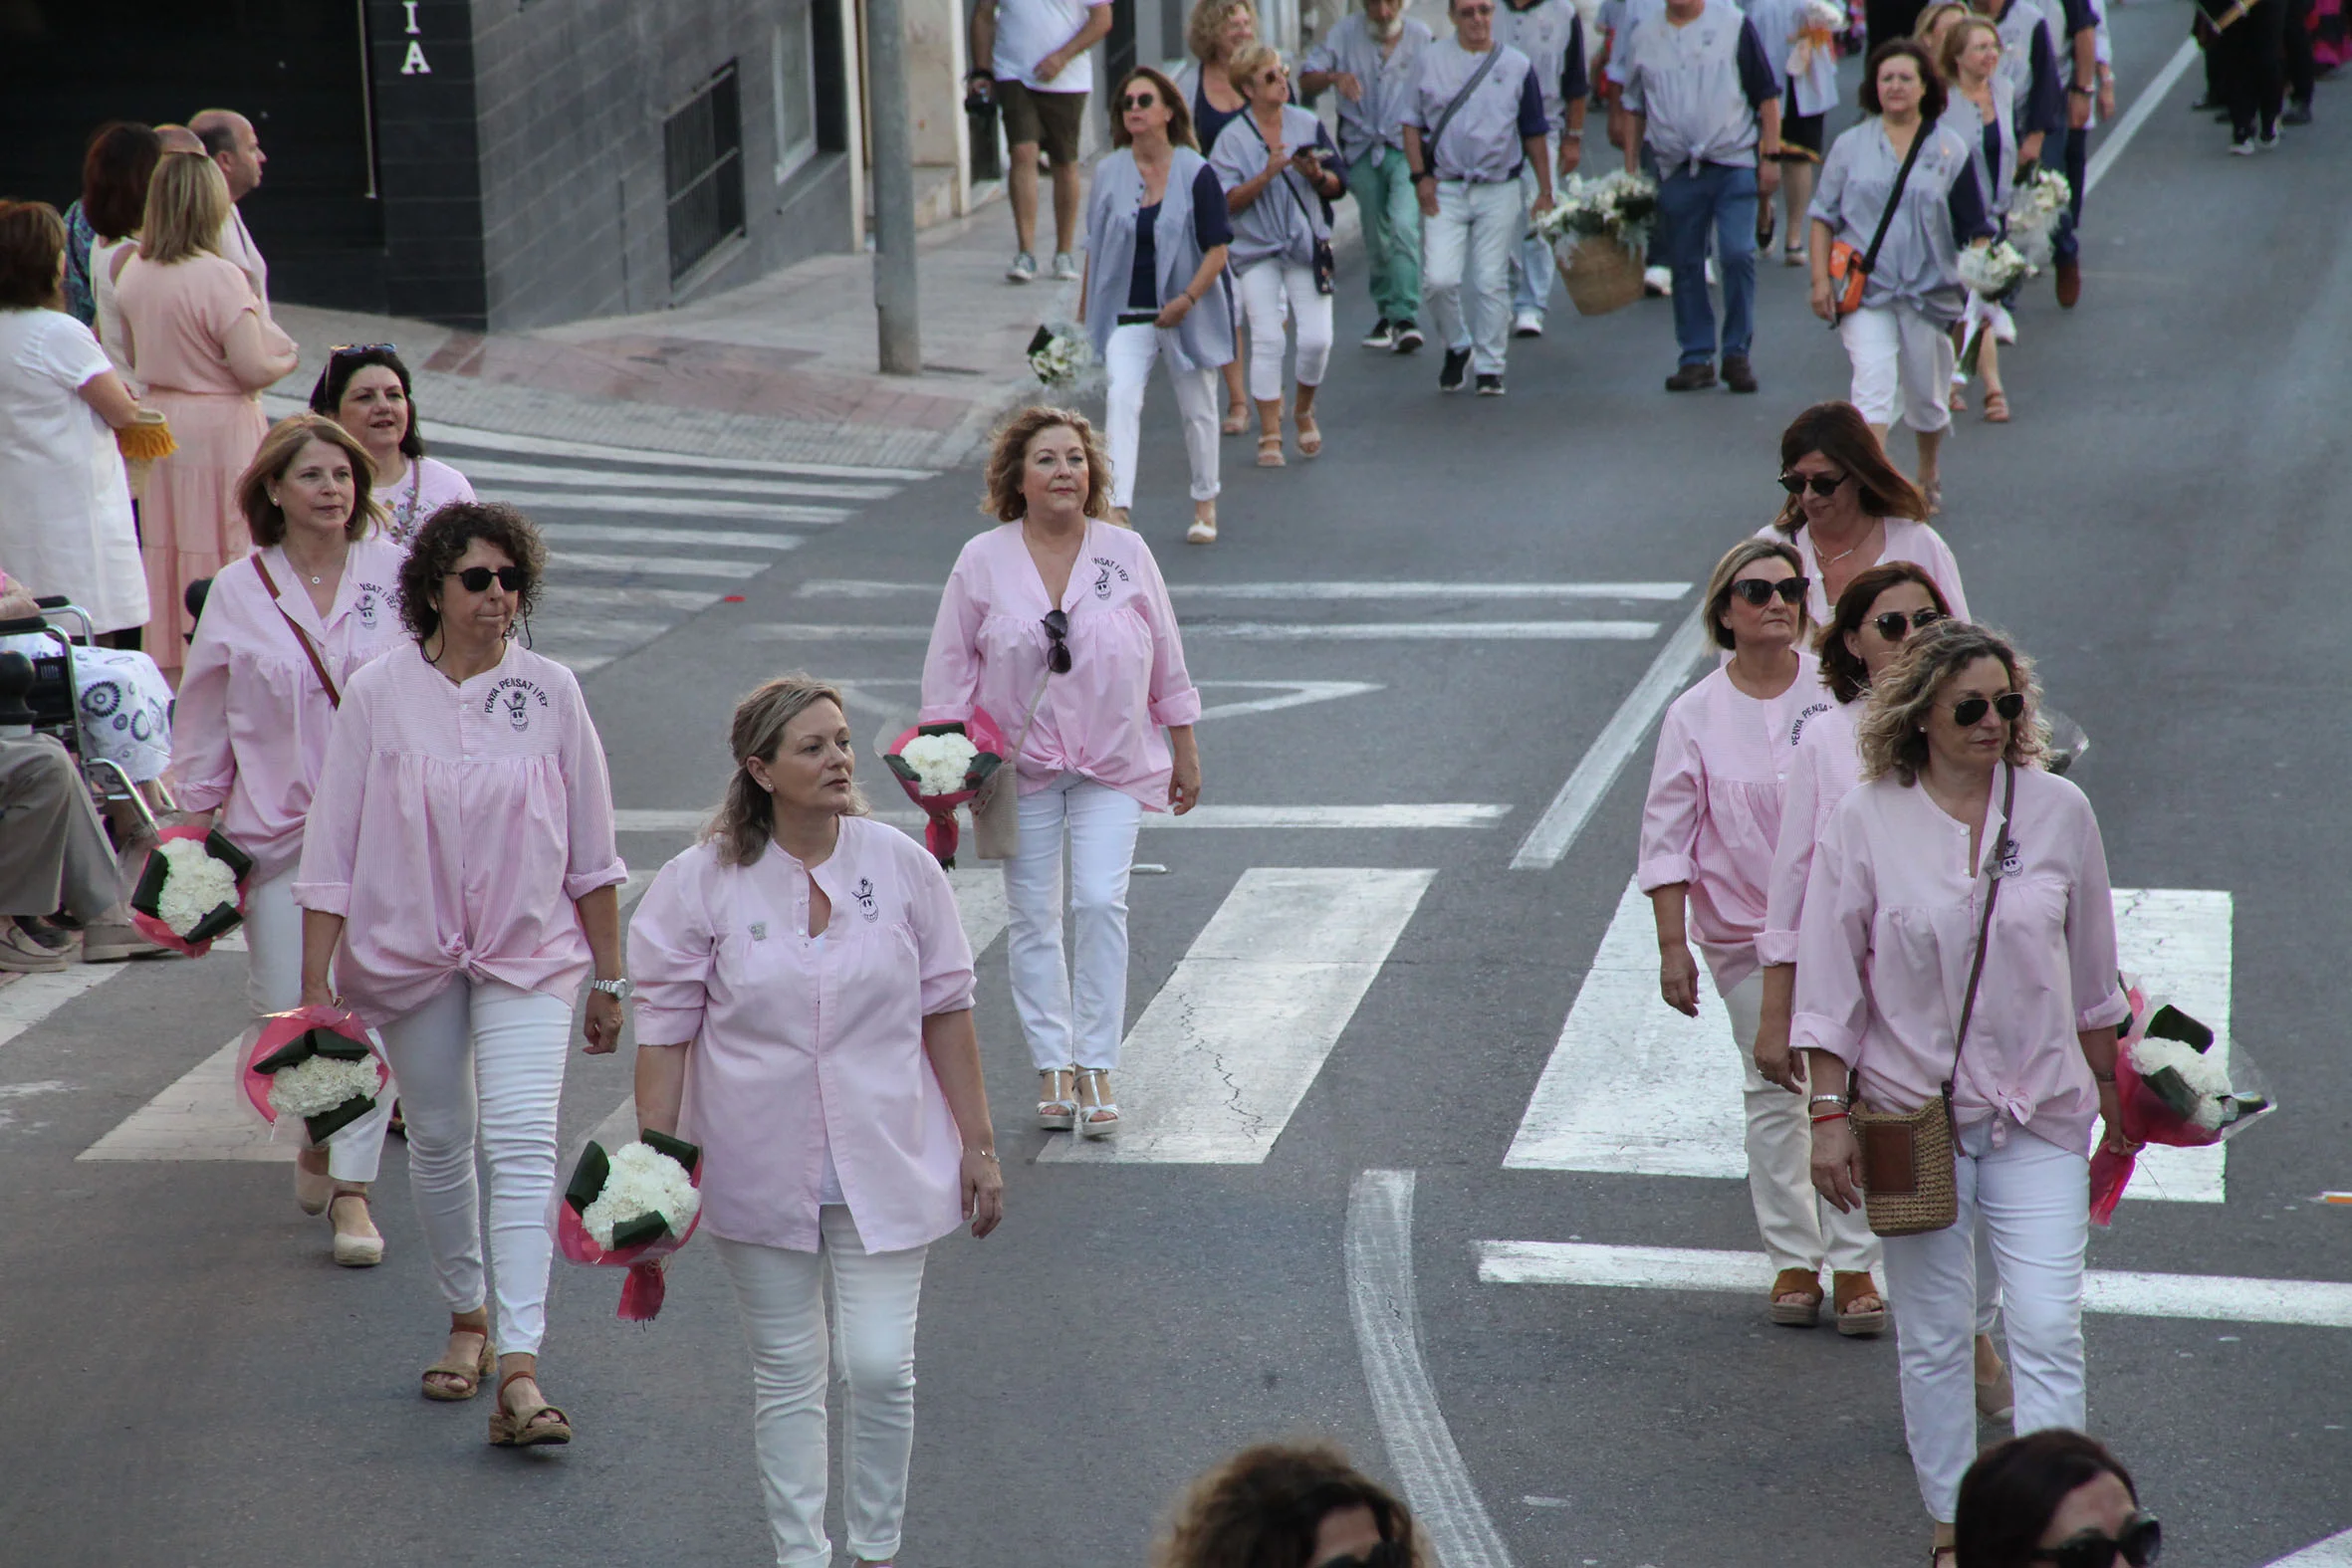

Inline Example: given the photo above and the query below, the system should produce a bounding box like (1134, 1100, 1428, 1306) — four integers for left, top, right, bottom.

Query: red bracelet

(1810, 1109, 1848, 1124)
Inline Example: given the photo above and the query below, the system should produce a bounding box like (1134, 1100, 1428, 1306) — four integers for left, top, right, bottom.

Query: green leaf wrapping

(883, 754, 921, 784)
(609, 1212, 671, 1249)
(967, 753, 1004, 787)
(185, 902, 245, 944)
(127, 849, 171, 919)
(305, 1027, 371, 1061)
(916, 721, 968, 738)
(203, 828, 256, 881)
(640, 1127, 701, 1176)
(1026, 324, 1056, 357)
(565, 1140, 611, 1215)
(2141, 1065, 2209, 1124)
(252, 1033, 319, 1075)
(303, 1093, 376, 1145)
(2145, 1005, 2216, 1052)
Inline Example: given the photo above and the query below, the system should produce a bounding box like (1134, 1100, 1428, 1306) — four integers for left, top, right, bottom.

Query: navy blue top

(1735, 18, 1782, 112)
(1194, 81, 1249, 158)
(1558, 13, 1591, 106)
(1516, 68, 1551, 139)
(1126, 165, 1235, 312)
(1981, 116, 2004, 195)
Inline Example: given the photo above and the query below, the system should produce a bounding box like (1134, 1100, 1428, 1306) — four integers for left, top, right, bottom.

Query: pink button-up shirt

(918, 521, 1202, 809)
(1638, 654, 1831, 993)
(1756, 694, 1861, 968)
(1757, 518, 1972, 625)
(626, 817, 977, 1253)
(293, 641, 627, 1022)
(169, 539, 408, 884)
(1791, 766, 2130, 1157)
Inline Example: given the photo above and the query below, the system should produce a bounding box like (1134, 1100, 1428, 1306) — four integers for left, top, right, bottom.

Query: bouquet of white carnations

(1533, 170, 1662, 255)
(128, 824, 255, 956)
(1027, 323, 1092, 388)
(1957, 239, 2033, 300)
(556, 1130, 704, 1321)
(239, 1007, 389, 1146)
(883, 714, 1009, 868)
(2004, 168, 2072, 267)
(2089, 975, 2273, 1224)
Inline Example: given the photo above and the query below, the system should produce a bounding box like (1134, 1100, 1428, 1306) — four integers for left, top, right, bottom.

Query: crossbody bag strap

(1426, 46, 1505, 171)
(1862, 120, 1933, 277)
(1944, 762, 2016, 1097)
(249, 555, 342, 709)
(1249, 115, 1326, 244)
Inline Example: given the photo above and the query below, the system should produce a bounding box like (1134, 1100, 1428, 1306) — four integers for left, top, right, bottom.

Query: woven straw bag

(1850, 765, 2015, 1237)
(1555, 234, 1645, 317)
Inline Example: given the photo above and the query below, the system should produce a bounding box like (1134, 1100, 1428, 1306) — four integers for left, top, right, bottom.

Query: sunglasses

(1951, 691, 2026, 727)
(2032, 1512, 2161, 1568)
(1729, 574, 1808, 607)
(1043, 608, 1073, 674)
(1871, 607, 1945, 640)
(329, 341, 397, 359)
(1778, 470, 1848, 497)
(448, 565, 526, 594)
(1120, 92, 1160, 109)
(1315, 1543, 1409, 1568)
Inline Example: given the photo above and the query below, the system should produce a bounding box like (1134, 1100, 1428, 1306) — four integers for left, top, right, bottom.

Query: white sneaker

(1051, 251, 1080, 281)
(1512, 309, 1544, 337)
(1008, 252, 1039, 283)
(1705, 256, 1720, 286)
(1643, 265, 1672, 297)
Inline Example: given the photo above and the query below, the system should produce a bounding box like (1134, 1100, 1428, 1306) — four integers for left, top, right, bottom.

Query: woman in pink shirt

(173, 412, 407, 1264)
(629, 676, 1004, 1568)
(1762, 401, 1969, 628)
(920, 406, 1203, 1138)
(1792, 621, 2135, 1565)
(307, 344, 476, 551)
(295, 502, 626, 1449)
(1639, 536, 1881, 1332)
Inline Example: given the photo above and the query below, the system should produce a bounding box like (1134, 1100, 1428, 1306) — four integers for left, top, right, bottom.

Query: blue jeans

(1657, 161, 1759, 365)
(2053, 123, 2087, 262)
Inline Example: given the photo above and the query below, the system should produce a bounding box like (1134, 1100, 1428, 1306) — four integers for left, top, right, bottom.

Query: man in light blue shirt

(1303, 0, 1439, 352)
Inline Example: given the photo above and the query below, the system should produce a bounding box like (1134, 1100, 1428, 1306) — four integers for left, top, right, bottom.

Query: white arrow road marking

(2268, 1529, 2352, 1566)
(1506, 880, 2230, 1205)
(1043, 869, 1433, 1164)
(80, 1037, 287, 1162)
(1192, 680, 1387, 721)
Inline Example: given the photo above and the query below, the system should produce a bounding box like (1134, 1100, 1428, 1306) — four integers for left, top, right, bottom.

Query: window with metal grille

(664, 62, 747, 282)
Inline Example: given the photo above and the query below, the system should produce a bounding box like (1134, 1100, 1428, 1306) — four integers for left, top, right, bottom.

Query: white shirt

(0, 308, 146, 635)
(992, 0, 1109, 92)
(216, 205, 269, 311)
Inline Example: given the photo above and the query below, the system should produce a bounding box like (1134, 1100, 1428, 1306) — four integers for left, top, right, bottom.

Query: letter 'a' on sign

(401, 40, 432, 74)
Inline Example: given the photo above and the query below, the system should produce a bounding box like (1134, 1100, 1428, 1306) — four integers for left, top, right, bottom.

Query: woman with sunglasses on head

(1791, 620, 2135, 1567)
(921, 406, 1201, 1140)
(307, 344, 474, 551)
(1764, 400, 1970, 628)
(1957, 1430, 2158, 1568)
(1080, 65, 1236, 545)
(1640, 537, 1878, 1329)
(296, 501, 626, 1449)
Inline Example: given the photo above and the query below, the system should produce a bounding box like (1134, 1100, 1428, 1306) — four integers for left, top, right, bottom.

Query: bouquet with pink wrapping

(554, 1130, 703, 1321)
(128, 823, 254, 957)
(2089, 976, 2273, 1225)
(880, 710, 1009, 869)
(239, 1007, 389, 1146)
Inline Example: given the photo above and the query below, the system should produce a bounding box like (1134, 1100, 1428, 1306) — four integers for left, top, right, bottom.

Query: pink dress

(918, 521, 1202, 809)
(1637, 654, 1831, 994)
(168, 538, 409, 884)
(1756, 695, 1862, 968)
(293, 640, 627, 1023)
(115, 254, 294, 672)
(628, 820, 977, 1253)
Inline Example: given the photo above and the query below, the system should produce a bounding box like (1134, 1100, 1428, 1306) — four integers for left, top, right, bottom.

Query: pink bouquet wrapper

(553, 1130, 704, 1321)
(238, 1006, 389, 1145)
(880, 708, 1008, 868)
(127, 822, 254, 958)
(2088, 979, 2270, 1225)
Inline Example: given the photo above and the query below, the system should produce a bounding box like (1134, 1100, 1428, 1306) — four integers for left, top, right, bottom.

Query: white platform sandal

(1074, 1067, 1121, 1139)
(1037, 1068, 1077, 1132)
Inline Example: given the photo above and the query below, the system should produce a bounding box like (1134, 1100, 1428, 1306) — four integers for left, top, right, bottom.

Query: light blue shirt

(1302, 13, 1438, 163)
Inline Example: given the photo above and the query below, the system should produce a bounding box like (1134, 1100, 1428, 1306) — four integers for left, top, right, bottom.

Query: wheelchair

(0, 595, 176, 839)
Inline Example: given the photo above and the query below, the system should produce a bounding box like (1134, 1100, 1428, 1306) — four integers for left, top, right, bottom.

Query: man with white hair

(1303, 0, 1437, 352)
(189, 108, 269, 306)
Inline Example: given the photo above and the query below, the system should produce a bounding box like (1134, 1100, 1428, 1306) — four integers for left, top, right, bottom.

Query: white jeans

(1881, 1119, 2090, 1522)
(1721, 972, 1879, 1275)
(1423, 178, 1522, 374)
(1234, 259, 1335, 401)
(1102, 323, 1221, 509)
(1510, 140, 1557, 317)
(1001, 773, 1142, 1071)
(1840, 303, 1956, 433)
(244, 870, 393, 1184)
(715, 1210, 930, 1568)
(376, 976, 574, 1355)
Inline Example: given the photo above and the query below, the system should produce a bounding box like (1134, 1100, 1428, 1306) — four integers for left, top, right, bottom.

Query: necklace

(389, 459, 424, 545)
(1814, 519, 1881, 567)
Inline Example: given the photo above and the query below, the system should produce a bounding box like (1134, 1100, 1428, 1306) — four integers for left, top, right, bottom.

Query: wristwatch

(2068, 83, 2094, 95)
(590, 977, 635, 1001)
(1411, 168, 1436, 184)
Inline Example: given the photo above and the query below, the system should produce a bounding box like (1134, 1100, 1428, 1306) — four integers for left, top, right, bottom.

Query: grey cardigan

(1082, 145, 1236, 373)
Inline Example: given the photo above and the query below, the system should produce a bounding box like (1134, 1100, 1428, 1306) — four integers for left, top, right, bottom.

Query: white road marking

(2268, 1529, 2352, 1567)
(613, 804, 1506, 834)
(535, 522, 802, 551)
(2084, 40, 2199, 195)
(80, 1037, 289, 1163)
(539, 584, 725, 613)
(523, 617, 674, 646)
(948, 870, 1012, 958)
(1476, 1240, 2352, 1329)
(747, 621, 1658, 642)
(1511, 611, 1711, 870)
(1348, 1170, 1522, 1568)
(797, 578, 1691, 602)
(1506, 880, 2229, 1206)
(550, 551, 769, 580)
(482, 490, 851, 525)
(0, 967, 118, 1049)
(457, 457, 895, 502)
(1043, 869, 1432, 1163)
(1193, 680, 1386, 721)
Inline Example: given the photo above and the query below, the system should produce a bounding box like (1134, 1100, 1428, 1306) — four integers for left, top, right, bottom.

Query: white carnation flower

(153, 837, 240, 937)
(266, 1052, 380, 1119)
(899, 732, 980, 795)
(2131, 1036, 2234, 1131)
(582, 1141, 702, 1248)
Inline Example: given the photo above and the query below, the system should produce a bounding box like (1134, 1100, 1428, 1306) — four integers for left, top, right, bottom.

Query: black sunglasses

(1730, 574, 1808, 607)
(2032, 1512, 2161, 1568)
(1871, 607, 1945, 640)
(1952, 691, 2026, 727)
(1043, 608, 1072, 674)
(330, 341, 397, 359)
(1778, 470, 1848, 497)
(448, 565, 526, 594)
(1120, 92, 1160, 109)
(1315, 1543, 1409, 1568)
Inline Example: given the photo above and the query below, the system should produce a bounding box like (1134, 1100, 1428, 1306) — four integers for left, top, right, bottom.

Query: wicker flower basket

(1555, 234, 1645, 317)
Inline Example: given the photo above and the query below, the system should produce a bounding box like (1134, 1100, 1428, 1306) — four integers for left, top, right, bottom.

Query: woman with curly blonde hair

(920, 406, 1201, 1138)
(1791, 619, 2136, 1567)
(1155, 1441, 1421, 1568)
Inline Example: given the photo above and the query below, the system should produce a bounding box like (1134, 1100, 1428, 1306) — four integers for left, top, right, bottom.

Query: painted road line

(521, 617, 673, 646)
(2084, 39, 2199, 195)
(1193, 681, 1385, 721)
(549, 551, 769, 579)
(1349, 1171, 1521, 1568)
(747, 622, 1658, 642)
(797, 578, 1690, 602)
(480, 490, 851, 525)
(948, 870, 1012, 958)
(614, 804, 1507, 834)
(1506, 879, 2230, 1206)
(535, 522, 802, 551)
(1511, 609, 1712, 870)
(457, 457, 895, 502)
(0, 966, 119, 1049)
(1043, 868, 1433, 1164)
(2269, 1529, 2352, 1566)
(80, 1037, 288, 1163)
(541, 584, 725, 613)
(1475, 1240, 2352, 1329)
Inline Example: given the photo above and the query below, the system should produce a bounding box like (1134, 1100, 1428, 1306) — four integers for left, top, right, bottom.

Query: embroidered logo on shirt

(1998, 837, 2021, 879)
(483, 676, 551, 731)
(354, 581, 387, 629)
(853, 878, 878, 921)
(1091, 557, 1131, 599)
(749, 921, 768, 941)
(1790, 701, 1833, 745)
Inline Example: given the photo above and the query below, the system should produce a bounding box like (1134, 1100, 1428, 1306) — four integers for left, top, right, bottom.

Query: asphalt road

(7, 6, 2352, 1564)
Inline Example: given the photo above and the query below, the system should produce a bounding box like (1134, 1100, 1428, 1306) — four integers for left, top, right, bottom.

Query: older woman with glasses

(296, 501, 626, 1448)
(921, 406, 1201, 1141)
(1640, 537, 1877, 1330)
(1793, 620, 2134, 1566)
(1764, 400, 1970, 627)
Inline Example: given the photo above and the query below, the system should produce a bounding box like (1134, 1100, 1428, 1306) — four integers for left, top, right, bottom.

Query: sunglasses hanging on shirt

(1951, 692, 2026, 727)
(1042, 608, 1073, 674)
(1730, 574, 1809, 607)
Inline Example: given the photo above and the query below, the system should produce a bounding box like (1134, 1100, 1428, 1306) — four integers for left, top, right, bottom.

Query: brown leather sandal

(488, 1369, 573, 1447)
(1768, 1267, 1823, 1327)
(1834, 1270, 1888, 1337)
(1982, 388, 2011, 423)
(420, 1315, 494, 1402)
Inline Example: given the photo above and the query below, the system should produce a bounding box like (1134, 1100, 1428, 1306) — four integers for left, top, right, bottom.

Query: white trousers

(1234, 259, 1335, 401)
(1423, 178, 1521, 374)
(1510, 139, 1558, 316)
(1881, 1119, 2090, 1522)
(243, 869, 393, 1183)
(1839, 303, 1956, 434)
(376, 976, 574, 1355)
(1000, 773, 1142, 1071)
(1721, 972, 1879, 1275)
(715, 1211, 930, 1568)
(1102, 323, 1221, 508)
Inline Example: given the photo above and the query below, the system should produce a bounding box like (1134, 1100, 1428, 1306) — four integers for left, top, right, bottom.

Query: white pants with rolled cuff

(1881, 1118, 2089, 1522)
(1510, 137, 1559, 317)
(1839, 302, 1956, 434)
(1000, 773, 1143, 1072)
(1720, 971, 1880, 1277)
(1234, 259, 1335, 402)
(375, 976, 574, 1356)
(1102, 323, 1222, 509)
(243, 869, 394, 1184)
(715, 1209, 930, 1568)
(1423, 178, 1522, 375)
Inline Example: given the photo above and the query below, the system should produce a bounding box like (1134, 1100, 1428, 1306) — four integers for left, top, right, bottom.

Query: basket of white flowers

(555, 1130, 704, 1320)
(239, 1007, 389, 1145)
(882, 711, 1010, 868)
(1535, 172, 1660, 316)
(128, 824, 254, 957)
